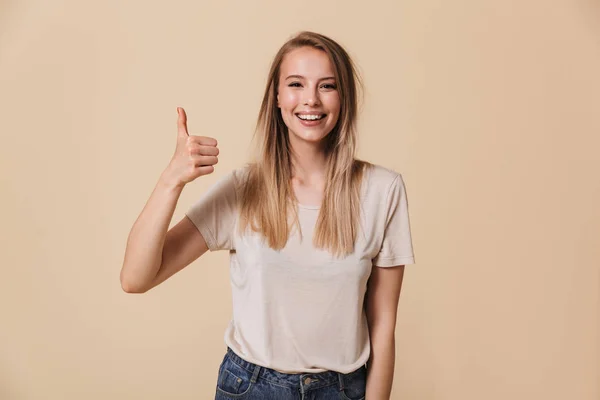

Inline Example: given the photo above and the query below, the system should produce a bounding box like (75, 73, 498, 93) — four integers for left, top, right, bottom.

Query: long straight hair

(238, 31, 370, 258)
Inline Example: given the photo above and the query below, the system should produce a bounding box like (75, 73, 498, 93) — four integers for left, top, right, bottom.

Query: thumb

(177, 107, 189, 137)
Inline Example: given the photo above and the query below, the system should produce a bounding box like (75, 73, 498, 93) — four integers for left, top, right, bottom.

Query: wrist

(158, 168, 185, 192)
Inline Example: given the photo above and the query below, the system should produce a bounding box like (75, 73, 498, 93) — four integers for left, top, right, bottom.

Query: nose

(303, 85, 321, 106)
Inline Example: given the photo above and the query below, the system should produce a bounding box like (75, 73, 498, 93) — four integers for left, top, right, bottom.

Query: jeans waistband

(224, 347, 366, 390)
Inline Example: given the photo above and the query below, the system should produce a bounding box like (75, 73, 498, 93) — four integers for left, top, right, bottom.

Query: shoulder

(229, 163, 254, 189)
(363, 163, 405, 193)
(360, 164, 412, 225)
(198, 165, 252, 202)
(226, 163, 263, 202)
(359, 163, 411, 213)
(230, 164, 249, 184)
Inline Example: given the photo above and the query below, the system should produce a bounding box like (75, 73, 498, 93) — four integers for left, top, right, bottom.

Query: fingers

(177, 107, 189, 137)
(191, 155, 219, 166)
(177, 107, 218, 146)
(186, 135, 218, 147)
(195, 165, 215, 176)
(187, 144, 220, 156)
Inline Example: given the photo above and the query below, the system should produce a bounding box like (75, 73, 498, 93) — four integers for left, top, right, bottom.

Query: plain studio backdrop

(1, 1, 598, 399)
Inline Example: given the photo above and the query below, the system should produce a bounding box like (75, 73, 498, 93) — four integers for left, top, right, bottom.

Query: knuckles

(186, 135, 218, 147)
(185, 144, 219, 157)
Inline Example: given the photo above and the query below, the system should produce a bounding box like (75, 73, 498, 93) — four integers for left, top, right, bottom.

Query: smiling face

(277, 46, 341, 146)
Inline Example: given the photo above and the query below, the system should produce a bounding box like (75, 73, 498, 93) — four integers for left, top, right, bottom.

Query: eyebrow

(285, 75, 336, 81)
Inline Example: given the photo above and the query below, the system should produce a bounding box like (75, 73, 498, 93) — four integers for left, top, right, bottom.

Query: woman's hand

(162, 107, 219, 188)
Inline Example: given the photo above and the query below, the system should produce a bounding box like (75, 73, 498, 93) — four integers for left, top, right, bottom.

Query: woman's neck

(289, 139, 327, 183)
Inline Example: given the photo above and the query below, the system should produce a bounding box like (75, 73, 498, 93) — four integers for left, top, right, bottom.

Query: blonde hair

(238, 31, 370, 258)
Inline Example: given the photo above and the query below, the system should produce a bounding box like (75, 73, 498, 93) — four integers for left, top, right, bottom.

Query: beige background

(1, 0, 598, 399)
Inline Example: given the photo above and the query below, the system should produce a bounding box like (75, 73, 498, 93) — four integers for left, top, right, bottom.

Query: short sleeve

(372, 174, 415, 267)
(184, 170, 239, 251)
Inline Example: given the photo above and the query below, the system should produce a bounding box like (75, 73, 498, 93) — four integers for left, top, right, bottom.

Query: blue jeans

(215, 347, 367, 399)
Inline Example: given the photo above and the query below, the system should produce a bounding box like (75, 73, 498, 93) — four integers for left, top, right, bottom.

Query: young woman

(121, 31, 415, 400)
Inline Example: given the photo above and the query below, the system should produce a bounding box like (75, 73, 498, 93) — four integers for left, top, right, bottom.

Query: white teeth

(297, 114, 324, 121)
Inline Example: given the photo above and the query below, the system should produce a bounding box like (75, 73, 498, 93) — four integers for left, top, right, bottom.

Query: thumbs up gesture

(164, 107, 219, 188)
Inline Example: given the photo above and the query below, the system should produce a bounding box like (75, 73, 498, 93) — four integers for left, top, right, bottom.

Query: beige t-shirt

(185, 163, 415, 374)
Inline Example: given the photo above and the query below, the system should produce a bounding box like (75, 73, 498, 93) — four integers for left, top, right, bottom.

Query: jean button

(304, 377, 312, 385)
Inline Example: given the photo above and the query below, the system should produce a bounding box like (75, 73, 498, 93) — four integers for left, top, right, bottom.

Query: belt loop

(250, 364, 261, 383)
(337, 372, 345, 391)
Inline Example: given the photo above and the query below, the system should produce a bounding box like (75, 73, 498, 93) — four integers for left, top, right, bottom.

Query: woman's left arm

(365, 264, 405, 400)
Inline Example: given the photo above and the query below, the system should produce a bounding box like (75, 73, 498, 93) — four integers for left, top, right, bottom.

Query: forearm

(120, 169, 184, 292)
(366, 332, 395, 400)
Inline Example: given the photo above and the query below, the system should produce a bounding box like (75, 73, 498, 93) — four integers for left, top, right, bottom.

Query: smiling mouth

(295, 113, 326, 121)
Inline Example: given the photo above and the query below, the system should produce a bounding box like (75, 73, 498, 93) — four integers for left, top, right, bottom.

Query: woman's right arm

(120, 107, 219, 293)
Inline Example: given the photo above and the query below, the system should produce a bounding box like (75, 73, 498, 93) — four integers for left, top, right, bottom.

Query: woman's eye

(287, 82, 336, 89)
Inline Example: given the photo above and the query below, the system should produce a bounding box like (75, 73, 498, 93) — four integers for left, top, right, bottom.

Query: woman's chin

(291, 131, 329, 144)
